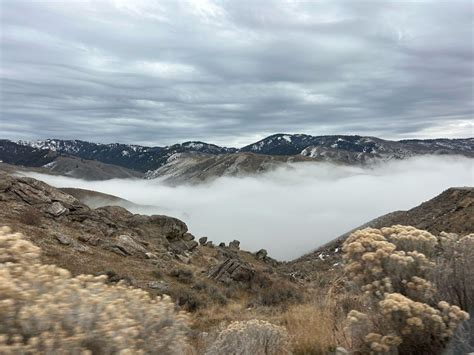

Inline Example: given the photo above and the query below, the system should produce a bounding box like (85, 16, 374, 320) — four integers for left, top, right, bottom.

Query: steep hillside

(242, 134, 473, 159)
(16, 139, 236, 172)
(145, 151, 314, 184)
(0, 154, 142, 181)
(0, 139, 58, 166)
(41, 156, 143, 180)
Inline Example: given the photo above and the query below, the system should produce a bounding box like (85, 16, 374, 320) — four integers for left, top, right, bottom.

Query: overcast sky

(1, 0, 473, 147)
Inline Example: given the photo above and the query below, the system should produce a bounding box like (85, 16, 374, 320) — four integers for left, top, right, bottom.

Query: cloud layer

(1, 0, 473, 146)
(22, 156, 474, 260)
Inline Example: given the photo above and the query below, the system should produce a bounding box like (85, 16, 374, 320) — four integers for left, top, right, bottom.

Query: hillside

(0, 172, 301, 318)
(145, 151, 315, 184)
(59, 187, 150, 210)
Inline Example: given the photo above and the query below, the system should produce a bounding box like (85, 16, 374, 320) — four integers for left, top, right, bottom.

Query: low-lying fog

(22, 156, 473, 260)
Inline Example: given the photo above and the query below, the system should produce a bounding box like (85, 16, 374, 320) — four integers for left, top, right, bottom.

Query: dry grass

(282, 303, 335, 354)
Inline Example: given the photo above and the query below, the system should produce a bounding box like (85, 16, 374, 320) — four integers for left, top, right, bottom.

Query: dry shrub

(343, 225, 470, 354)
(170, 267, 195, 284)
(256, 281, 303, 307)
(205, 319, 291, 355)
(0, 226, 190, 354)
(435, 232, 474, 311)
(435, 232, 474, 353)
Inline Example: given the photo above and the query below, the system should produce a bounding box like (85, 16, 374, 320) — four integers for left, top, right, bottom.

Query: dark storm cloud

(1, 0, 472, 146)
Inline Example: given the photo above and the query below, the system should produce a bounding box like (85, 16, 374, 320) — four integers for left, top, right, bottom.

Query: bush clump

(0, 226, 190, 354)
(343, 225, 470, 354)
(170, 267, 195, 284)
(205, 319, 291, 355)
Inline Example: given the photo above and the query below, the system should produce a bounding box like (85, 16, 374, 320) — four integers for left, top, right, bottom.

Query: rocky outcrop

(0, 173, 199, 259)
(229, 240, 240, 250)
(208, 258, 255, 284)
(255, 249, 268, 260)
(106, 235, 149, 257)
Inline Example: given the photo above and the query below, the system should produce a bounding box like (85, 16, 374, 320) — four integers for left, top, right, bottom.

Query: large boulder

(255, 249, 268, 260)
(208, 258, 255, 284)
(169, 239, 198, 254)
(46, 201, 67, 216)
(106, 235, 149, 257)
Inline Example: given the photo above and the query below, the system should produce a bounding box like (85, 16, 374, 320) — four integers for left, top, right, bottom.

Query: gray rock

(229, 240, 240, 250)
(208, 258, 254, 284)
(187, 240, 198, 251)
(332, 347, 349, 355)
(47, 201, 67, 216)
(255, 249, 268, 260)
(199, 236, 208, 245)
(108, 235, 149, 257)
(169, 239, 198, 254)
(148, 281, 169, 292)
(219, 242, 226, 247)
(182, 233, 195, 241)
(56, 234, 73, 245)
(148, 215, 188, 239)
(176, 254, 190, 264)
(55, 234, 88, 252)
(78, 234, 100, 246)
(72, 243, 89, 252)
(145, 252, 158, 259)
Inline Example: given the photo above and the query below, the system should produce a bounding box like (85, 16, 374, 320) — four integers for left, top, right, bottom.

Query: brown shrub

(256, 282, 303, 307)
(170, 267, 195, 284)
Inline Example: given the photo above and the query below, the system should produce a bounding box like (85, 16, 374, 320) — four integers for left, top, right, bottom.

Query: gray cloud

(1, 0, 472, 147)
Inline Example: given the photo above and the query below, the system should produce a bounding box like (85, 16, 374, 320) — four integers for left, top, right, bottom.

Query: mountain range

(1, 134, 472, 182)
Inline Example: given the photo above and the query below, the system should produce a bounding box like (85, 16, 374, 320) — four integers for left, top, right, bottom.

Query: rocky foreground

(0, 172, 300, 312)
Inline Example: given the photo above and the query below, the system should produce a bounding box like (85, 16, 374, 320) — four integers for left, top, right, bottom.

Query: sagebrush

(0, 226, 190, 354)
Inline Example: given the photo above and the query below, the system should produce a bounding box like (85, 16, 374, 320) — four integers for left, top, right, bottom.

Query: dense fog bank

(22, 156, 474, 260)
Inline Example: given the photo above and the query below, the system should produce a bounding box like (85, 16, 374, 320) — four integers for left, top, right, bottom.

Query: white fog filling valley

(21, 155, 474, 260)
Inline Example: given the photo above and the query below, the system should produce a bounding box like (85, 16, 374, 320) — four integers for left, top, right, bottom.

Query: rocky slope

(0, 172, 298, 312)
